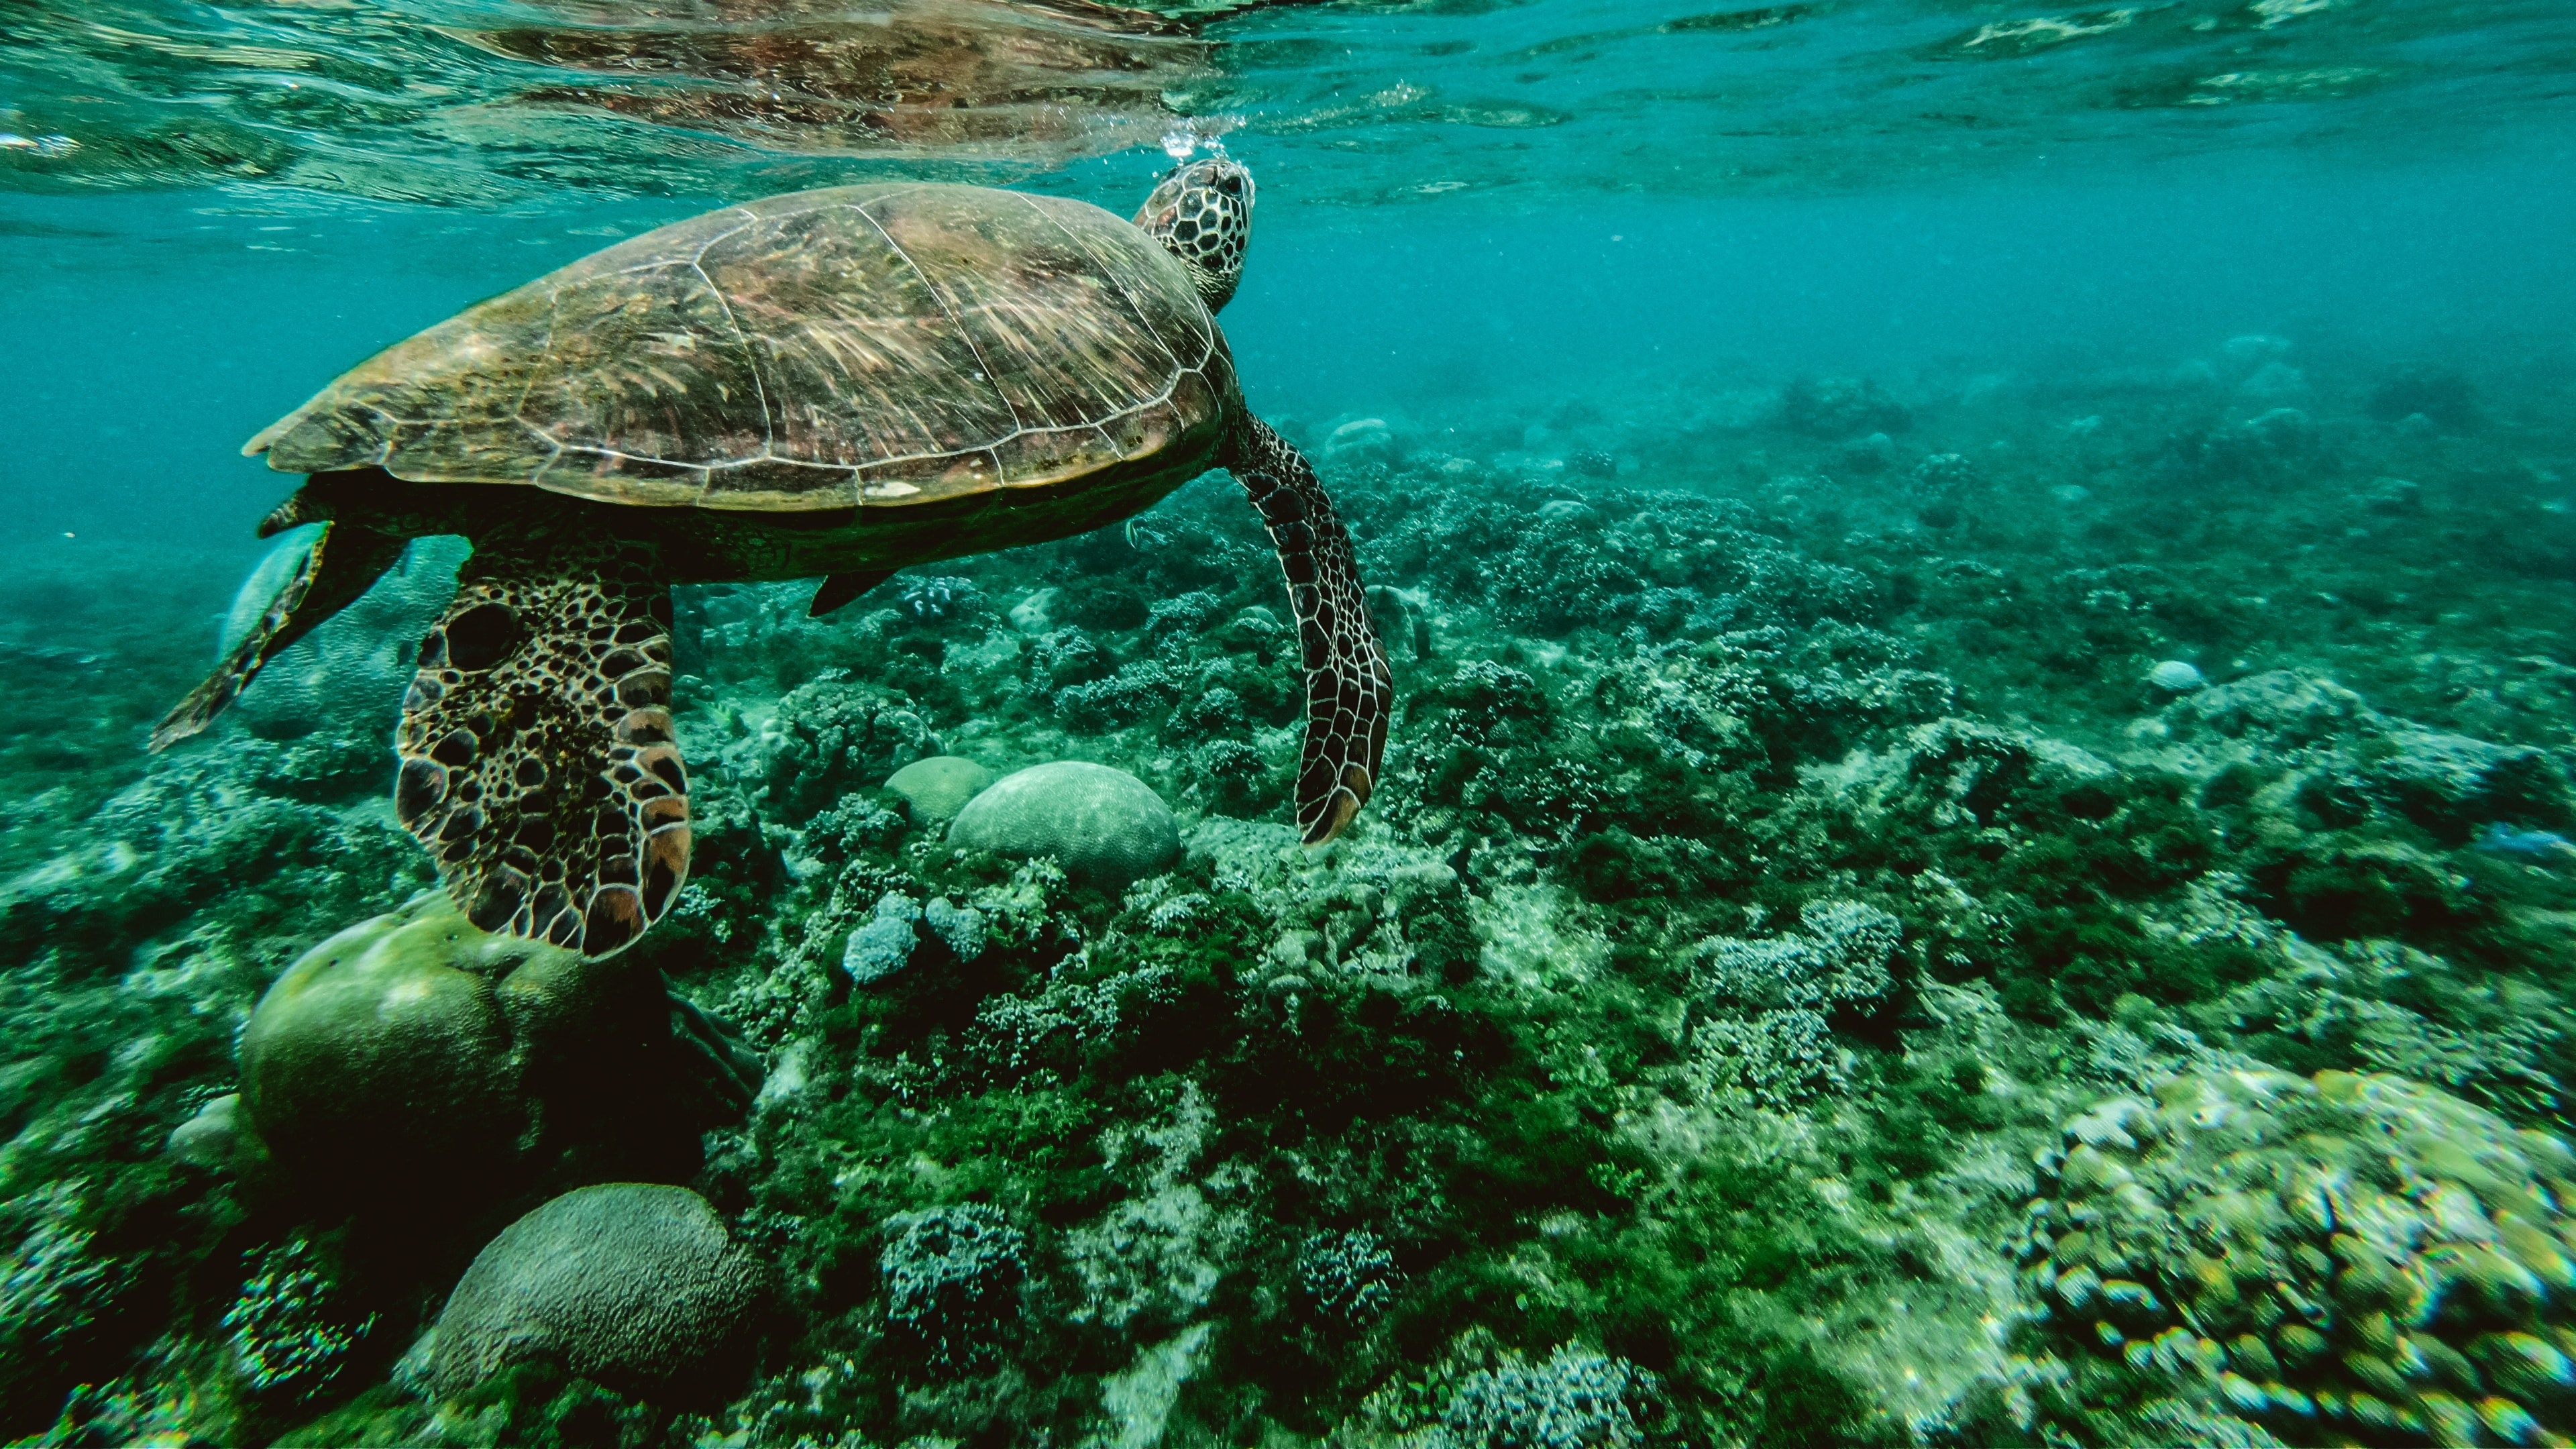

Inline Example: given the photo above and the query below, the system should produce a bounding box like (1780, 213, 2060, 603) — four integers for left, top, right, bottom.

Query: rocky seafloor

(5, 335, 2576, 1448)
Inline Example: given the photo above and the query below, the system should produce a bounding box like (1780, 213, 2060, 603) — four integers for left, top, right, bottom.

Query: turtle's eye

(1216, 173, 1242, 195)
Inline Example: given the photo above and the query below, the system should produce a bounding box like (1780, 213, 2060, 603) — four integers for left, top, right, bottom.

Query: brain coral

(430, 1183, 763, 1403)
(2021, 1068, 2576, 1447)
(947, 761, 1179, 888)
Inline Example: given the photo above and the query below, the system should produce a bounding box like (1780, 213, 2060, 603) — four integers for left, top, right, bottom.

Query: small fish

(2473, 823, 2576, 862)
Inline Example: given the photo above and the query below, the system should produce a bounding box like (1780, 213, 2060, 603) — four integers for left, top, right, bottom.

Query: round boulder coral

(431, 1183, 764, 1402)
(883, 755, 995, 823)
(947, 761, 1179, 888)
(2021, 1068, 2576, 1446)
(237, 892, 669, 1199)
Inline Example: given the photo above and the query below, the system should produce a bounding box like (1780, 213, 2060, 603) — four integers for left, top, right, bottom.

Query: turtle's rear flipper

(809, 568, 893, 619)
(150, 521, 405, 751)
(1224, 416, 1393, 845)
(665, 977, 764, 1126)
(396, 540, 688, 959)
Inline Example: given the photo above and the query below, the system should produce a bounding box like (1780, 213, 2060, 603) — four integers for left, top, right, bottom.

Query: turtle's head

(1134, 156, 1253, 313)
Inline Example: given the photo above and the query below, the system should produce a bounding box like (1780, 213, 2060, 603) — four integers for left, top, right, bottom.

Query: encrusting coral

(2019, 1068, 2576, 1446)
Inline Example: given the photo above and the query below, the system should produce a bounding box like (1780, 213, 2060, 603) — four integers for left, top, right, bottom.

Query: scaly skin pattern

(1133, 157, 1252, 311)
(1223, 417, 1392, 843)
(394, 532, 687, 958)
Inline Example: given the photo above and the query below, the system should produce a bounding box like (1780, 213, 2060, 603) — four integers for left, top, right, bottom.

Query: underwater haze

(7, 0, 2576, 1444)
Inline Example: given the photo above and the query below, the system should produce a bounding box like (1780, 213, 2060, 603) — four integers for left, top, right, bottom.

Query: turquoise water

(7, 0, 2576, 1444)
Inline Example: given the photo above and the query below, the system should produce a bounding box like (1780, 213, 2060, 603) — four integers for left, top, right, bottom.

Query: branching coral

(879, 1204, 1028, 1374)
(1434, 1342, 1662, 1449)
(1299, 1228, 1402, 1328)
(1686, 899, 1900, 1104)
(223, 1237, 374, 1400)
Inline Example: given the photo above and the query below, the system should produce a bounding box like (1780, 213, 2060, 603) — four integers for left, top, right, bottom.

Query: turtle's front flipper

(396, 539, 688, 959)
(150, 521, 405, 751)
(1223, 416, 1393, 845)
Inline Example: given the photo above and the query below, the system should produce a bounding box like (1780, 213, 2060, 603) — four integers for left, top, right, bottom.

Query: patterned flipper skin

(394, 537, 689, 958)
(1225, 416, 1394, 844)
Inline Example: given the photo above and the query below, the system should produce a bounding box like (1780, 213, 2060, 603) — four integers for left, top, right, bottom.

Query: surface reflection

(447, 0, 1210, 158)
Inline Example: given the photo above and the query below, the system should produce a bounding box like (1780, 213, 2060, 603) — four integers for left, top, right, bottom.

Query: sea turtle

(154, 157, 1392, 959)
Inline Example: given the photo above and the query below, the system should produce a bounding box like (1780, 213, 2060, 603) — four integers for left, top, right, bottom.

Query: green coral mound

(883, 755, 996, 823)
(237, 891, 684, 1203)
(430, 1183, 765, 1403)
(2021, 1068, 2576, 1446)
(243, 895, 594, 1183)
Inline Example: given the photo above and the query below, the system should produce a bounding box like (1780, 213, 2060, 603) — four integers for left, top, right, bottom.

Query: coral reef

(0, 1182, 133, 1416)
(1778, 376, 1911, 439)
(9, 331, 2576, 1447)
(1686, 899, 1901, 1104)
(1436, 1342, 1662, 1449)
(729, 670, 943, 824)
(879, 1203, 1028, 1373)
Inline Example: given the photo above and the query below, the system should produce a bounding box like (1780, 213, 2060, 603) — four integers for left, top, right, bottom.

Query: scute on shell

(248, 184, 1234, 512)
